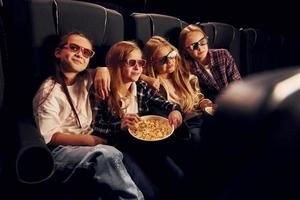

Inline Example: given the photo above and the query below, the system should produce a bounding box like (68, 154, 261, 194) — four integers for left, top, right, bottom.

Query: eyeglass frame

(186, 36, 209, 51)
(154, 50, 177, 65)
(61, 43, 95, 58)
(123, 59, 147, 68)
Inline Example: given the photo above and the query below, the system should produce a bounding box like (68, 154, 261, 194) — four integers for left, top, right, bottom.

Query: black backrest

(129, 12, 188, 47)
(29, 0, 124, 78)
(0, 8, 7, 113)
(241, 28, 285, 76)
(0, 40, 4, 113)
(4, 0, 123, 185)
(202, 67, 300, 199)
(199, 22, 241, 73)
(7, 0, 123, 116)
(0, 13, 5, 180)
(281, 34, 300, 67)
(0, 5, 18, 188)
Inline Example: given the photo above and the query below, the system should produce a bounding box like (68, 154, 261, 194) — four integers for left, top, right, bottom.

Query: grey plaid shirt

(191, 49, 241, 101)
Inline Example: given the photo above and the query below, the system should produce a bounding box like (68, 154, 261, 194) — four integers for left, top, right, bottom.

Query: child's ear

(54, 48, 61, 58)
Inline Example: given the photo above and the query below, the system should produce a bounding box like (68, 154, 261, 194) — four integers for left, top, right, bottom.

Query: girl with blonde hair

(178, 24, 241, 102)
(142, 36, 213, 119)
(141, 36, 214, 188)
(90, 40, 184, 200)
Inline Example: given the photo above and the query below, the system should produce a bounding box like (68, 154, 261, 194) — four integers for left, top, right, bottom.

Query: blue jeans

(52, 144, 144, 200)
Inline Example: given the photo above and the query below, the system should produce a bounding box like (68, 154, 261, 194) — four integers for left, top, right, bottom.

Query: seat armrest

(16, 119, 54, 184)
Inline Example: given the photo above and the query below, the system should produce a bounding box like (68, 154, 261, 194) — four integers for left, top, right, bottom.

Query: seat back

(241, 28, 285, 76)
(201, 67, 300, 199)
(7, 0, 123, 116)
(0, 38, 4, 113)
(0, 13, 5, 180)
(199, 22, 241, 73)
(129, 12, 188, 47)
(6, 0, 123, 185)
(0, 7, 7, 113)
(29, 0, 124, 79)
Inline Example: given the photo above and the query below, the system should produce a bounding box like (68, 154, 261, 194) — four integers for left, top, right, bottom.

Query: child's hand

(149, 77, 160, 91)
(121, 113, 141, 130)
(94, 67, 111, 100)
(168, 110, 182, 129)
(199, 98, 213, 110)
(140, 74, 160, 91)
(87, 135, 108, 145)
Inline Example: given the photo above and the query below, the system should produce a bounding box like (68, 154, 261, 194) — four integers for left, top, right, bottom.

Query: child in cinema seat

(140, 35, 215, 187)
(90, 40, 184, 200)
(179, 24, 241, 102)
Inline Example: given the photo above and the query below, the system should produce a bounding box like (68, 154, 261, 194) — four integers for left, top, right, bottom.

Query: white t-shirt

(33, 73, 93, 144)
(120, 82, 138, 114)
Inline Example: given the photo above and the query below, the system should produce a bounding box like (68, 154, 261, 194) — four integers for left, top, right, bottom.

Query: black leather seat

(0, 9, 5, 187)
(241, 28, 285, 76)
(4, 0, 124, 198)
(199, 67, 300, 199)
(128, 12, 188, 47)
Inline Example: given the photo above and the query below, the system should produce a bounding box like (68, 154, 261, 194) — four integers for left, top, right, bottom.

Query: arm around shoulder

(94, 66, 111, 99)
(140, 74, 160, 91)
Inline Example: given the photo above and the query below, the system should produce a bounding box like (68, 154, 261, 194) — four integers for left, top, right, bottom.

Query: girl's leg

(122, 152, 159, 200)
(52, 145, 144, 200)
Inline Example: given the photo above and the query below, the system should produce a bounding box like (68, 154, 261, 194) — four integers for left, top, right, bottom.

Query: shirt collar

(130, 82, 137, 97)
(120, 82, 137, 109)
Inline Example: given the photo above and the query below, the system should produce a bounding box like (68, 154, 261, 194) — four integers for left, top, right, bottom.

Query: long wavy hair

(143, 36, 200, 113)
(105, 41, 141, 117)
(178, 24, 207, 74)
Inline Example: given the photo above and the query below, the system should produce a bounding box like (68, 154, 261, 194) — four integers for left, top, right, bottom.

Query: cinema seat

(5, 0, 124, 198)
(0, 12, 6, 191)
(199, 67, 300, 199)
(241, 28, 285, 76)
(129, 12, 188, 47)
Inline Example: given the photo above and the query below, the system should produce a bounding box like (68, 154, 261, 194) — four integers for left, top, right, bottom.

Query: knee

(94, 144, 123, 161)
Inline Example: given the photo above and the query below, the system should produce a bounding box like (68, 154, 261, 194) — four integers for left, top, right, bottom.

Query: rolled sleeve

(34, 100, 62, 144)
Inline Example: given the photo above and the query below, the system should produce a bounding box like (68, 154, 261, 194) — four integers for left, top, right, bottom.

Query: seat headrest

(201, 22, 235, 49)
(28, 0, 124, 77)
(130, 12, 188, 47)
(216, 67, 300, 119)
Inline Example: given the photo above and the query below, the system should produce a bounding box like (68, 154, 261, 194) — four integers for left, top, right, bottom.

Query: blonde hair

(105, 41, 142, 117)
(143, 36, 200, 113)
(178, 24, 206, 74)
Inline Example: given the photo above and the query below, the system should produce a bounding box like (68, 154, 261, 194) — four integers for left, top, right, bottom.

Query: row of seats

(81, 0, 300, 77)
(4, 1, 299, 93)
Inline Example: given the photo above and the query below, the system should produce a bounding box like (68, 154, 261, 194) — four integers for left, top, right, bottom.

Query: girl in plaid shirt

(90, 41, 184, 200)
(179, 24, 241, 102)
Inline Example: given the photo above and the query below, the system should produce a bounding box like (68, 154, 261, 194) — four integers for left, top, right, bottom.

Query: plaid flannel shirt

(191, 49, 241, 101)
(90, 80, 180, 139)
